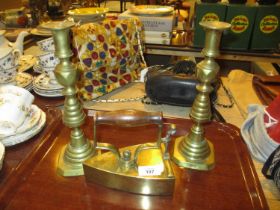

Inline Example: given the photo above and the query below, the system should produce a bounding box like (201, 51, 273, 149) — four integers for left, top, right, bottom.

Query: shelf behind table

(0, 109, 269, 210)
(146, 30, 280, 63)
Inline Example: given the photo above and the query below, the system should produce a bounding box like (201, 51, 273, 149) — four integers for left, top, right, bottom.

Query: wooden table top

(0, 105, 269, 210)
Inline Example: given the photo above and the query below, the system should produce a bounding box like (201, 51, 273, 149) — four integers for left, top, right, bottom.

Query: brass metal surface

(42, 21, 95, 176)
(84, 144, 175, 195)
(83, 110, 176, 195)
(172, 21, 231, 170)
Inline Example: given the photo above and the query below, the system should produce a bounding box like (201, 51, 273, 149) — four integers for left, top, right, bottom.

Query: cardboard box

(250, 5, 280, 50)
(144, 31, 172, 39)
(118, 10, 175, 32)
(192, 2, 227, 48)
(144, 36, 171, 45)
(221, 4, 257, 50)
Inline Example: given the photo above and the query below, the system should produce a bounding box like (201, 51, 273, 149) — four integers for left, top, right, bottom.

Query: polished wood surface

(33, 92, 64, 109)
(0, 107, 268, 210)
(0, 108, 62, 209)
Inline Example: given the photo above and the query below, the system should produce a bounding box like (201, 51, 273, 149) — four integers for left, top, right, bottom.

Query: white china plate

(33, 85, 62, 93)
(33, 63, 44, 74)
(15, 72, 33, 89)
(15, 105, 41, 135)
(1, 109, 46, 147)
(0, 105, 41, 139)
(33, 73, 63, 91)
(129, 5, 174, 16)
(0, 141, 4, 171)
(33, 87, 63, 97)
(18, 55, 37, 72)
(0, 72, 33, 90)
(24, 83, 33, 91)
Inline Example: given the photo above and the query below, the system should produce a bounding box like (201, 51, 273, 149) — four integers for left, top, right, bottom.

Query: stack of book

(119, 10, 175, 45)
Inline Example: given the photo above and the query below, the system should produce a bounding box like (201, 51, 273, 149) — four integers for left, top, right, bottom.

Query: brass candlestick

(42, 21, 95, 176)
(172, 21, 231, 170)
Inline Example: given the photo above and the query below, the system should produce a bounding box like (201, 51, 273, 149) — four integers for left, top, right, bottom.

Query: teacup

(36, 37, 55, 52)
(0, 65, 17, 84)
(0, 85, 34, 107)
(37, 52, 59, 68)
(0, 47, 20, 70)
(41, 66, 59, 85)
(0, 85, 35, 137)
(0, 101, 27, 137)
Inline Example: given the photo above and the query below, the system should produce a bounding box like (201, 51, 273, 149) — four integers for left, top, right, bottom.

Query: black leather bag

(144, 61, 218, 107)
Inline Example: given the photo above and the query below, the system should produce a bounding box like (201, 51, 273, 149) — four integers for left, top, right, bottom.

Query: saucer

(33, 73, 63, 90)
(1, 108, 46, 147)
(0, 105, 41, 139)
(33, 63, 44, 74)
(0, 72, 33, 91)
(16, 105, 41, 135)
(18, 55, 37, 72)
(33, 88, 63, 97)
(15, 72, 33, 89)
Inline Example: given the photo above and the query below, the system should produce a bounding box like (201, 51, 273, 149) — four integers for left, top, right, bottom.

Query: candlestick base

(57, 141, 95, 176)
(172, 136, 215, 171)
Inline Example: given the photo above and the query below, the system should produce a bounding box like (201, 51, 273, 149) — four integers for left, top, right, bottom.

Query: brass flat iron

(83, 110, 176, 195)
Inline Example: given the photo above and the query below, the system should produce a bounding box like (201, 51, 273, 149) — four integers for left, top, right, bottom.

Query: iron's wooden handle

(94, 110, 162, 127)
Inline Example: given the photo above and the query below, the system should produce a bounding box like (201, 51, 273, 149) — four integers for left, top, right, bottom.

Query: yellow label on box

(231, 15, 249, 33)
(260, 15, 278, 34)
(201, 13, 219, 22)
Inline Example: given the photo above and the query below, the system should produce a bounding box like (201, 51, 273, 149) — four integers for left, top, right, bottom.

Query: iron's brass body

(172, 21, 231, 170)
(84, 144, 174, 195)
(42, 21, 95, 176)
(83, 110, 176, 195)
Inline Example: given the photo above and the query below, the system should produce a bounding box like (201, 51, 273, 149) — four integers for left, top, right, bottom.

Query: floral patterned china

(0, 85, 46, 147)
(0, 47, 21, 84)
(33, 73, 63, 97)
(33, 62, 44, 74)
(0, 47, 20, 69)
(33, 73, 63, 90)
(3, 72, 33, 91)
(0, 85, 34, 106)
(0, 65, 17, 84)
(33, 87, 63, 97)
(37, 52, 59, 68)
(0, 101, 24, 137)
(18, 55, 37, 72)
(1, 104, 41, 137)
(0, 85, 34, 137)
(36, 37, 55, 52)
(1, 107, 46, 147)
